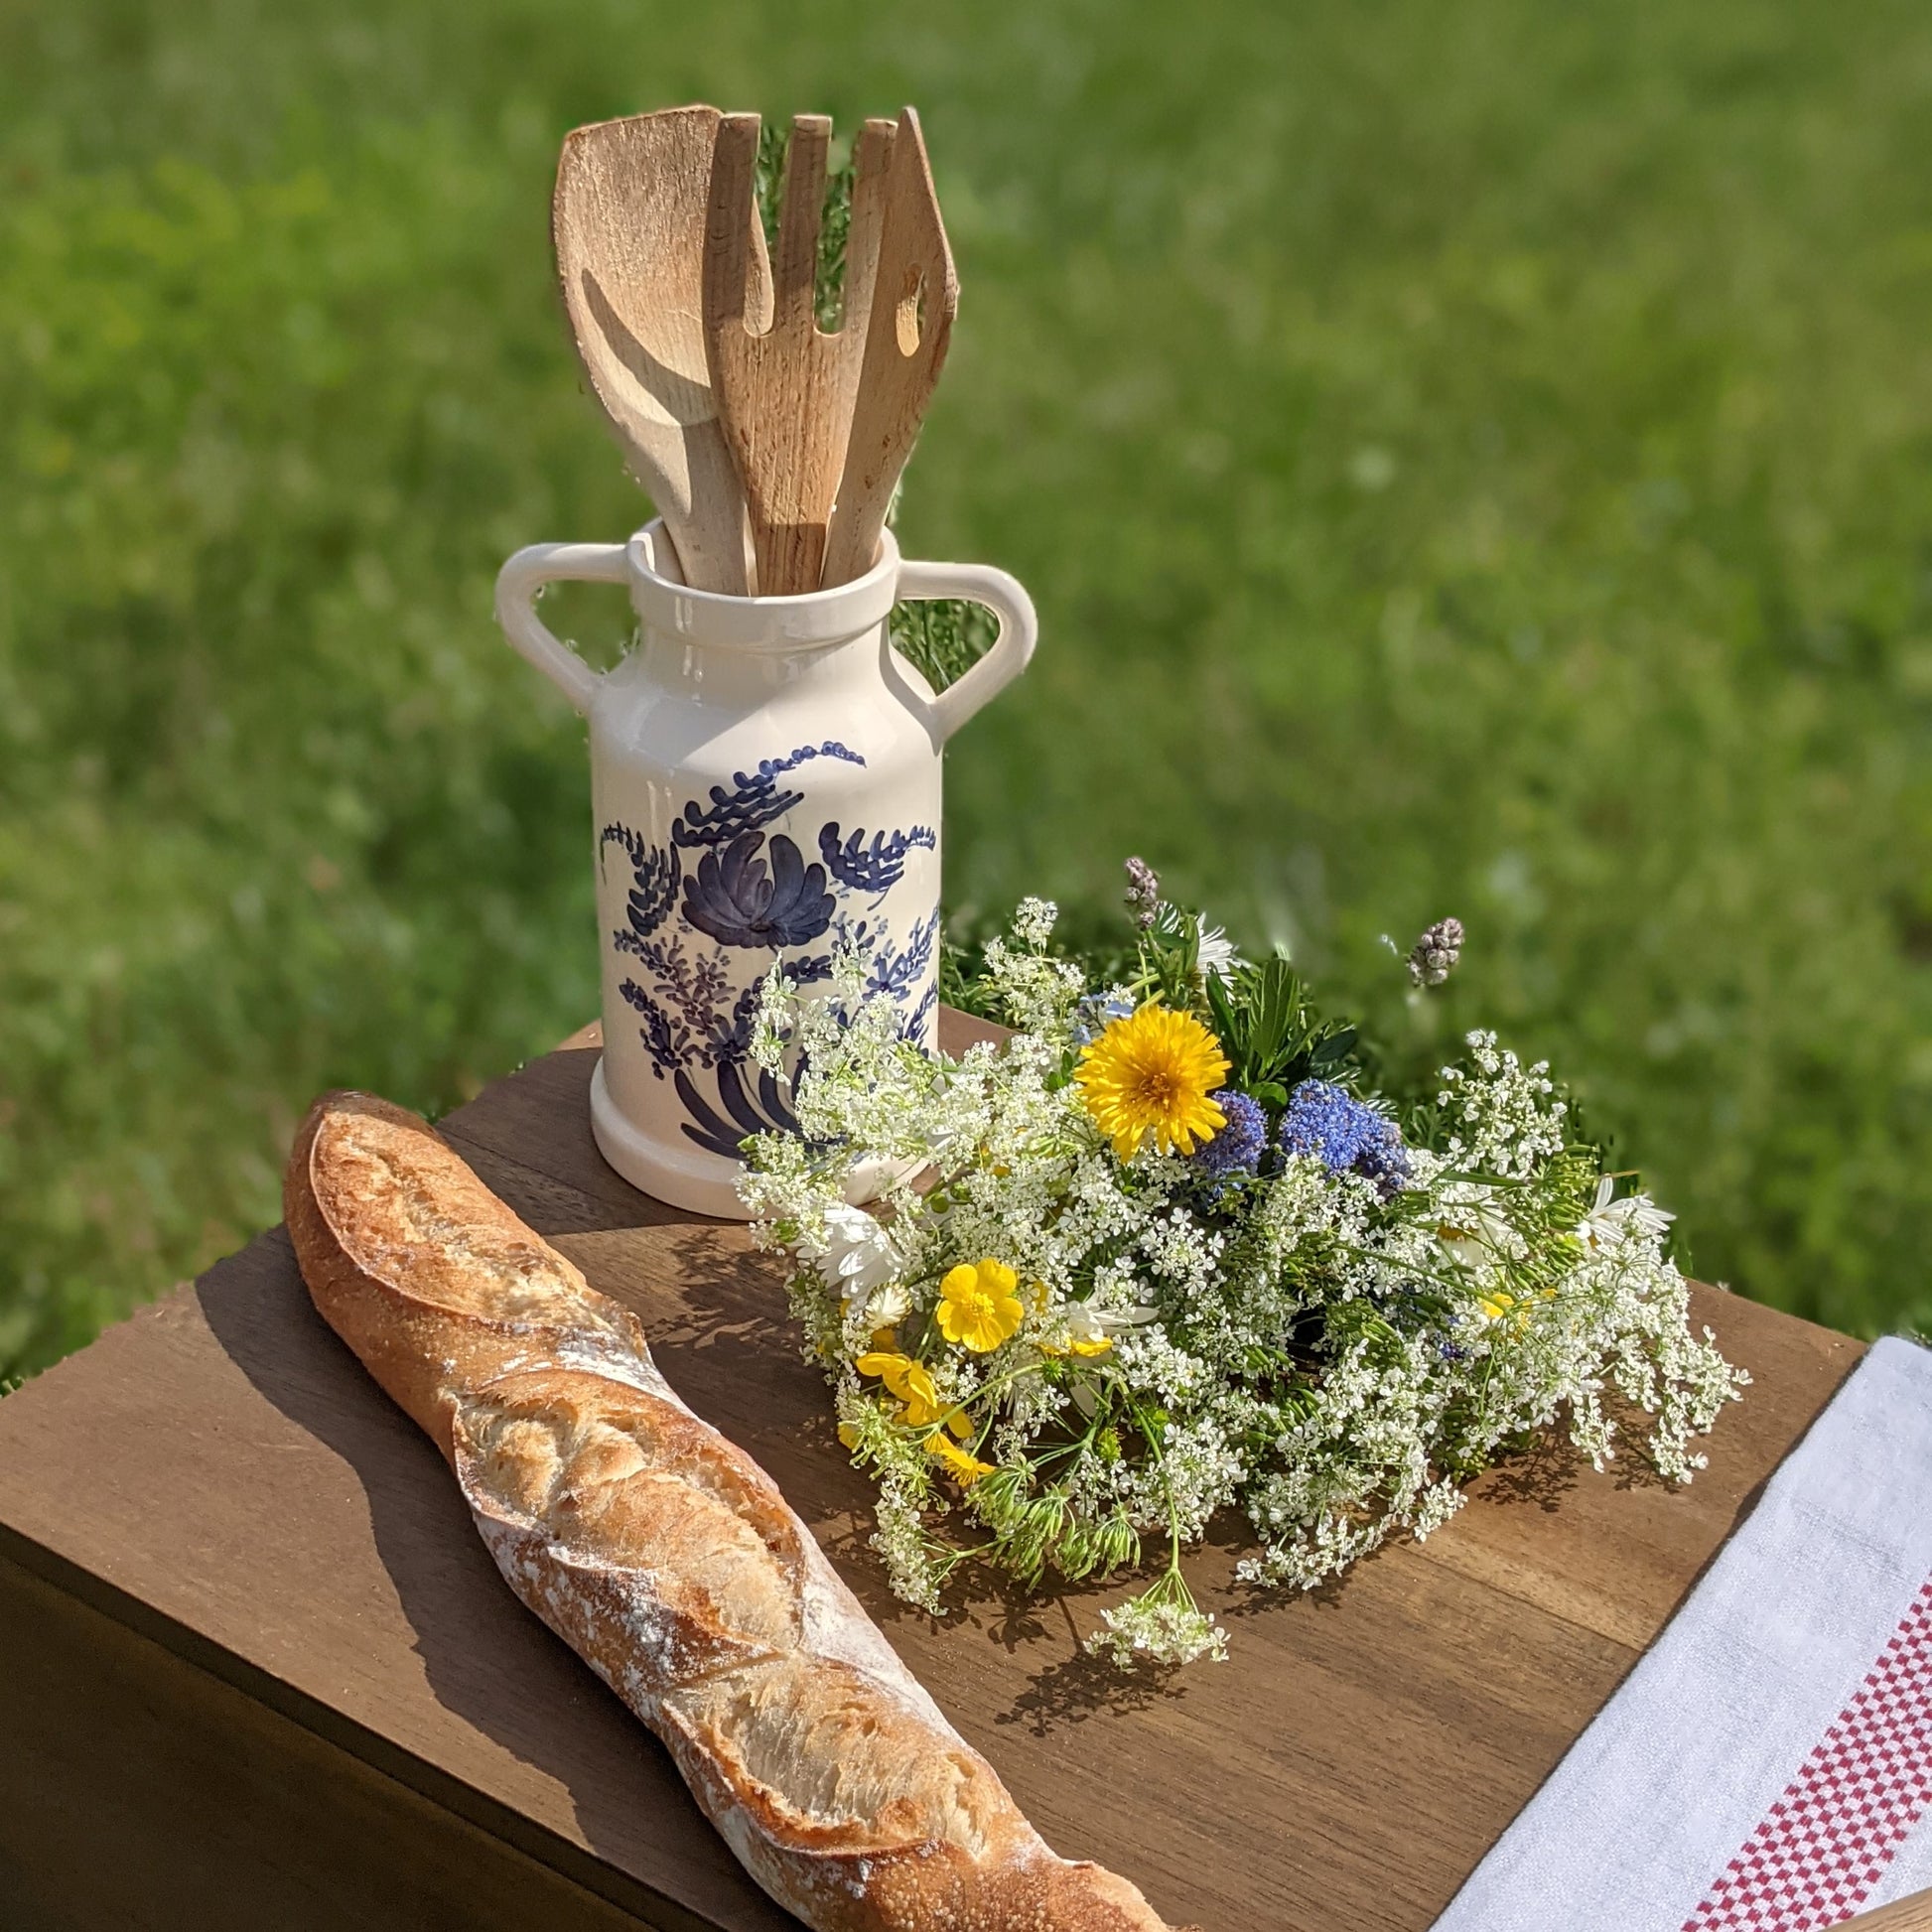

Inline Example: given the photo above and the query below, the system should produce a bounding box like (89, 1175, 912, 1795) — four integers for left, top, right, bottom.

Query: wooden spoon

(703, 113, 896, 596)
(553, 107, 768, 595)
(820, 107, 958, 590)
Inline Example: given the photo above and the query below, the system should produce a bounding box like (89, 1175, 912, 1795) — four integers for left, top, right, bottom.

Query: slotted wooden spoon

(702, 113, 896, 596)
(820, 106, 957, 590)
(553, 106, 769, 595)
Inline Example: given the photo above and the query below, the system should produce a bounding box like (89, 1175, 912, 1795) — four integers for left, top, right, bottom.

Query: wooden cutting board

(0, 1015, 1866, 1931)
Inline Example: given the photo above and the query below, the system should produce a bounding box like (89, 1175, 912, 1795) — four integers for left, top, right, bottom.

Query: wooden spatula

(703, 113, 895, 596)
(553, 107, 768, 595)
(820, 107, 957, 590)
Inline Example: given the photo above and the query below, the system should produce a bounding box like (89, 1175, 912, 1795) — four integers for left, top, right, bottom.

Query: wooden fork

(702, 113, 896, 595)
(820, 107, 958, 590)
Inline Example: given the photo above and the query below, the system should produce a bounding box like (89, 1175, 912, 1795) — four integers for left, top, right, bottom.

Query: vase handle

(493, 542, 631, 717)
(893, 560, 1038, 744)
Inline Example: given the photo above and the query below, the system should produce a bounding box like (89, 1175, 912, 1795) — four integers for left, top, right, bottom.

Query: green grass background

(3, 0, 1930, 1378)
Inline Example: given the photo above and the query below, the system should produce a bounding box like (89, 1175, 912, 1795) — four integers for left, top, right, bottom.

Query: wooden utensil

(820, 106, 958, 590)
(553, 106, 768, 595)
(702, 113, 895, 596)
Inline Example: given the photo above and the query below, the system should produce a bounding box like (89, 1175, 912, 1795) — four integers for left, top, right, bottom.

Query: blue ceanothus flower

(1280, 1078, 1412, 1198)
(682, 830, 836, 949)
(1189, 1089, 1267, 1182)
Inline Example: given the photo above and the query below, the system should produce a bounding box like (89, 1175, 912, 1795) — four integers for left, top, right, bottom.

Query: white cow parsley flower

(738, 899, 1743, 1675)
(1012, 896, 1059, 948)
(1086, 1578, 1227, 1669)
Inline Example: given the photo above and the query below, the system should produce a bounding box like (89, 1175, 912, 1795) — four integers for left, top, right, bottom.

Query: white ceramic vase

(493, 520, 1036, 1216)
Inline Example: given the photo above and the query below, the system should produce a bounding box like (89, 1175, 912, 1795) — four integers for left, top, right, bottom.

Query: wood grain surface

(702, 112, 887, 595)
(552, 106, 762, 597)
(0, 1017, 1868, 1931)
(819, 105, 958, 590)
(1849, 1888, 1932, 1931)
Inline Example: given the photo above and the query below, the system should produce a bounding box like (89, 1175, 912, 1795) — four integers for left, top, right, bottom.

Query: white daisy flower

(1577, 1175, 1674, 1253)
(805, 1199, 902, 1309)
(1063, 1301, 1158, 1356)
(1436, 1188, 1518, 1272)
(1195, 917, 1245, 979)
(859, 1280, 912, 1330)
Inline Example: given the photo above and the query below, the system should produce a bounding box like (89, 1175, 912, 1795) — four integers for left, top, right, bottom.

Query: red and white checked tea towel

(1435, 1335, 1932, 1932)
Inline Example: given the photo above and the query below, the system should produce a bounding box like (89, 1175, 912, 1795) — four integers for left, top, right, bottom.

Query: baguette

(284, 1091, 1185, 1932)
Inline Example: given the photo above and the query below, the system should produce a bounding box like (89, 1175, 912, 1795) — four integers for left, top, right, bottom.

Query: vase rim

(624, 519, 900, 650)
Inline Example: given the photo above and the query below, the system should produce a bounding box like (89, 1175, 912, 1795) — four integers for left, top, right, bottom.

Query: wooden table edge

(1850, 1890, 1932, 1930)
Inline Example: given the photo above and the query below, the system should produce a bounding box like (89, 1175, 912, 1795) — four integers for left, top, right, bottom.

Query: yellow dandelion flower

(935, 1258, 1026, 1353)
(855, 1350, 943, 1426)
(1074, 1003, 1230, 1160)
(927, 1434, 994, 1487)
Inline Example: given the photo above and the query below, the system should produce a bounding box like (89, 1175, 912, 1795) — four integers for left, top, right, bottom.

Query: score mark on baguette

(284, 1090, 1188, 1932)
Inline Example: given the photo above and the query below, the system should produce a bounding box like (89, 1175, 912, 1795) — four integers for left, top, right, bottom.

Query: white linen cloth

(1434, 1335, 1932, 1932)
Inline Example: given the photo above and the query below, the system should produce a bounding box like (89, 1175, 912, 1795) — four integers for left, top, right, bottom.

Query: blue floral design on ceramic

(671, 743, 864, 849)
(601, 824, 680, 951)
(675, 1062, 801, 1160)
(601, 739, 937, 1159)
(684, 831, 836, 948)
(866, 908, 939, 1005)
(818, 822, 936, 898)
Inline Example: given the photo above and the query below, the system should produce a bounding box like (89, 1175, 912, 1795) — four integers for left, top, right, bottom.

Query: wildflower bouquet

(738, 866, 1744, 1669)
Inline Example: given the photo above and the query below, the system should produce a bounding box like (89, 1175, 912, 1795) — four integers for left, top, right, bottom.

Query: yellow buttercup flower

(1477, 1287, 1558, 1326)
(1040, 1329, 1115, 1360)
(855, 1349, 943, 1426)
(935, 1258, 1026, 1353)
(927, 1433, 994, 1486)
(1074, 1003, 1230, 1160)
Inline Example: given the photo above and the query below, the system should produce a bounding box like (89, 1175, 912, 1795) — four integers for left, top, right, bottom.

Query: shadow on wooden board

(182, 1218, 791, 1927)
(0, 1552, 677, 1931)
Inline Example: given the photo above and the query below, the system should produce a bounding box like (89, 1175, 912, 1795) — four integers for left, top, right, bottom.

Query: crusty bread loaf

(284, 1091, 1185, 1932)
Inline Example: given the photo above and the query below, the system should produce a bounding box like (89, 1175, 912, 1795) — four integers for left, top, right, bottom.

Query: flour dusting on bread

(285, 1090, 1187, 1932)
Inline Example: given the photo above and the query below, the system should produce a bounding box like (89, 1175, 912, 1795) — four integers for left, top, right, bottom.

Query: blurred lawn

(3, 0, 1930, 1378)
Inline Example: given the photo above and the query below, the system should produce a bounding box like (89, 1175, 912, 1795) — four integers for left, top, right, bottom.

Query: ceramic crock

(493, 520, 1036, 1216)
